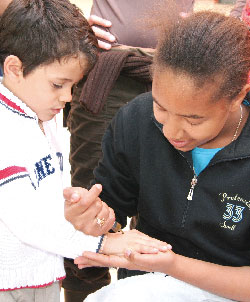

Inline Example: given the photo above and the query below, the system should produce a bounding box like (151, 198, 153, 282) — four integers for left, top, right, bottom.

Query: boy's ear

(3, 55, 23, 81)
(230, 83, 250, 112)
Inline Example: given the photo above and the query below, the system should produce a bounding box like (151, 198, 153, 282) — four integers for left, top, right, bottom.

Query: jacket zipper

(187, 171, 197, 200)
(176, 150, 198, 201)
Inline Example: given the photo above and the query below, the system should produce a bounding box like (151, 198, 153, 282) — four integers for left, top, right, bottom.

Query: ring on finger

(96, 217, 106, 227)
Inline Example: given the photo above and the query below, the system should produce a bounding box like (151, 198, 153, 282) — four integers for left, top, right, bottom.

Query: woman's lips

(169, 139, 189, 148)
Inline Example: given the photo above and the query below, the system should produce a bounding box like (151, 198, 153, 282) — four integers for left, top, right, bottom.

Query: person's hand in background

(88, 14, 116, 50)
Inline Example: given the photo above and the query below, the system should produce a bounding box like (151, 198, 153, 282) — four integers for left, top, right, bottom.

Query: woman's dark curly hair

(0, 0, 99, 76)
(154, 11, 250, 101)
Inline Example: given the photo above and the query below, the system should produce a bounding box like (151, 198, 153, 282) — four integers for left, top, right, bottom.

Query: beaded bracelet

(96, 234, 107, 253)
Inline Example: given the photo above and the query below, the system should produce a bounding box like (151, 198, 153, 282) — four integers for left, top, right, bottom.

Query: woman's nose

(163, 117, 184, 139)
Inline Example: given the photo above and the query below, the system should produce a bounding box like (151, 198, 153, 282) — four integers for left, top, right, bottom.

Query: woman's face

(152, 68, 238, 151)
(0, 0, 12, 16)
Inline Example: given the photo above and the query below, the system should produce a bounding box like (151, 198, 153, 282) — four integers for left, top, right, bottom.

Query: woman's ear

(3, 55, 23, 81)
(240, 83, 250, 99)
(230, 83, 250, 112)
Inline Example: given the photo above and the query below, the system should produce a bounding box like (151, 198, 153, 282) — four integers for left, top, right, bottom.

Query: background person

(230, 0, 246, 18)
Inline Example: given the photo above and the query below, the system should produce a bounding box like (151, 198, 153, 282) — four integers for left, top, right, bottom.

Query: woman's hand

(88, 14, 116, 50)
(74, 245, 174, 273)
(64, 184, 115, 236)
(75, 251, 154, 271)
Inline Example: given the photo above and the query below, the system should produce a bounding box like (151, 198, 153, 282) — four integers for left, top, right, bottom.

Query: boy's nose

(60, 91, 72, 103)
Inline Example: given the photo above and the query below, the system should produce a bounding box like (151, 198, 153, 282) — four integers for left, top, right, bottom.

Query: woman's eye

(156, 105, 166, 112)
(188, 121, 200, 126)
(53, 83, 63, 89)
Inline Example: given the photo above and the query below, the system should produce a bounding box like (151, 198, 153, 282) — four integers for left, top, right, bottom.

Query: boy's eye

(53, 83, 63, 89)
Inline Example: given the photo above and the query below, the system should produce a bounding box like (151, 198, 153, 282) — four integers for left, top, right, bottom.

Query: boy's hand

(88, 14, 116, 50)
(64, 184, 115, 236)
(101, 230, 172, 256)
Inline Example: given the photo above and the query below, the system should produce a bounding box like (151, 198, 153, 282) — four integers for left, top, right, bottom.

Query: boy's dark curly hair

(0, 0, 99, 76)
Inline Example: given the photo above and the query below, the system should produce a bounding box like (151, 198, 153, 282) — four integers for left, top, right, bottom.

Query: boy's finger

(79, 184, 102, 207)
(105, 208, 116, 233)
(64, 184, 102, 207)
(63, 187, 84, 203)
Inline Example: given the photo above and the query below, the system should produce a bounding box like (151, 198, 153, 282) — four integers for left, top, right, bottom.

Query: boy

(0, 0, 124, 300)
(0, 0, 104, 300)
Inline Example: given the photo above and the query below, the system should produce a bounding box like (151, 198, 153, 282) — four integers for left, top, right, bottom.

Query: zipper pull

(187, 175, 197, 201)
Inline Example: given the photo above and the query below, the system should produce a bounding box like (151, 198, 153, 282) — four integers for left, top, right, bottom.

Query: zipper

(187, 171, 197, 200)
(176, 150, 198, 201)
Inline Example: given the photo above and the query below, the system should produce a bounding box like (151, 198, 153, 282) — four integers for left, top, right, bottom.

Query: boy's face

(152, 68, 238, 151)
(0, 0, 12, 15)
(6, 57, 86, 122)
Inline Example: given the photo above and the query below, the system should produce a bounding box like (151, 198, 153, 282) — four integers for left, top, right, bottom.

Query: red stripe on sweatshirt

(0, 93, 26, 114)
(0, 276, 66, 291)
(0, 166, 27, 181)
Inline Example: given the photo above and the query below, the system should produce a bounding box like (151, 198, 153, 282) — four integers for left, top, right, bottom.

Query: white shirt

(0, 83, 101, 290)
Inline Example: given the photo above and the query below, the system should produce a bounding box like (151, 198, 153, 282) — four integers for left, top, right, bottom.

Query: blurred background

(70, 0, 235, 17)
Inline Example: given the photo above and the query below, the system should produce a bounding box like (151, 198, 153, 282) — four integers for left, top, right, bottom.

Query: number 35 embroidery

(223, 203, 245, 223)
